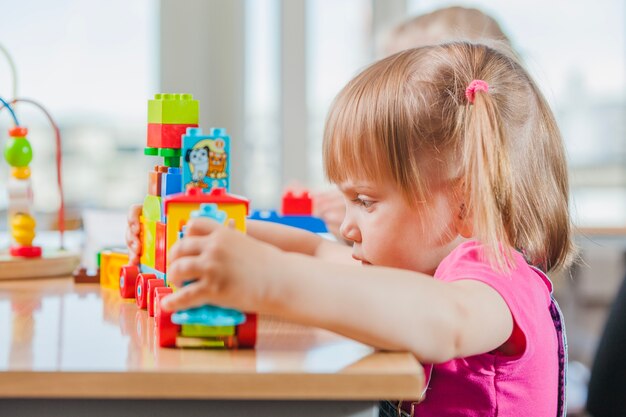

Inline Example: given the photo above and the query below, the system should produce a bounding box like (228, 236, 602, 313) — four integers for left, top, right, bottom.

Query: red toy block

(119, 265, 139, 298)
(147, 123, 198, 149)
(237, 313, 258, 348)
(155, 221, 167, 272)
(148, 165, 169, 196)
(9, 245, 42, 258)
(281, 190, 312, 215)
(147, 278, 165, 317)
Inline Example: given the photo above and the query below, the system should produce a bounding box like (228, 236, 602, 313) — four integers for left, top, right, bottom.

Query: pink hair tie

(465, 79, 489, 104)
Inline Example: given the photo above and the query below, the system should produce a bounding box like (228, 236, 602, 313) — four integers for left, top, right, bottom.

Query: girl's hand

(312, 188, 349, 244)
(125, 204, 142, 264)
(161, 218, 281, 313)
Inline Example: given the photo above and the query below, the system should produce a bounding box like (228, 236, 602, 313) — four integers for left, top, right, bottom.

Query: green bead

(4, 137, 33, 167)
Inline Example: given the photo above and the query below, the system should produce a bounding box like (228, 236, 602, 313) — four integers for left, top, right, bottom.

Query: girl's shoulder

(434, 240, 552, 305)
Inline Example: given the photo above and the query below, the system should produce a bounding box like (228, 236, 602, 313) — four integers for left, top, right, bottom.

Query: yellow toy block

(164, 188, 248, 256)
(100, 250, 130, 289)
(140, 216, 157, 269)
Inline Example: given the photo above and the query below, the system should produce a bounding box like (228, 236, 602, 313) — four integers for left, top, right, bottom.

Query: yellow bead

(11, 166, 31, 179)
(10, 213, 36, 246)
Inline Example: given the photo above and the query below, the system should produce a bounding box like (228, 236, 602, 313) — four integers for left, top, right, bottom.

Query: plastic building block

(249, 209, 328, 233)
(181, 127, 230, 192)
(164, 187, 248, 255)
(147, 122, 198, 149)
(142, 195, 162, 223)
(160, 167, 182, 200)
(157, 148, 182, 158)
(163, 156, 180, 168)
(282, 190, 313, 215)
(180, 324, 235, 337)
(144, 147, 159, 156)
(155, 221, 167, 272)
(99, 249, 130, 289)
(73, 266, 100, 284)
(148, 93, 199, 125)
(190, 203, 228, 224)
(148, 166, 169, 196)
(139, 218, 156, 269)
(172, 305, 246, 326)
(237, 313, 258, 348)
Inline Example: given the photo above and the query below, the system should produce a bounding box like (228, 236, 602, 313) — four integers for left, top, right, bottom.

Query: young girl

(127, 42, 573, 416)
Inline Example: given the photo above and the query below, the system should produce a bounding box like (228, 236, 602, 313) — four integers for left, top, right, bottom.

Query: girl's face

(339, 178, 463, 275)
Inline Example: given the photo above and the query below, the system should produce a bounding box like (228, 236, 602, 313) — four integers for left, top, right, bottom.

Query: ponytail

(463, 80, 516, 271)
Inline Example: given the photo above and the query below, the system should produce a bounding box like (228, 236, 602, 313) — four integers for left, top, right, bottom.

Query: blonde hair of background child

(324, 42, 575, 273)
(380, 6, 511, 57)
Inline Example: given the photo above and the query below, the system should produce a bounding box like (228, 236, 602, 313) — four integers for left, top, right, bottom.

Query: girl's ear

(455, 203, 474, 238)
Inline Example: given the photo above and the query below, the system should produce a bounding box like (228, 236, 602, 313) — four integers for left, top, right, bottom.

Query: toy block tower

(145, 93, 199, 167)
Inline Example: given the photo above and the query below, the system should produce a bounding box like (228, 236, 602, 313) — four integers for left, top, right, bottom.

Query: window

(0, 0, 158, 222)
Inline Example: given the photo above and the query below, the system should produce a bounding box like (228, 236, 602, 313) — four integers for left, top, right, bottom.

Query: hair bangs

(323, 54, 431, 204)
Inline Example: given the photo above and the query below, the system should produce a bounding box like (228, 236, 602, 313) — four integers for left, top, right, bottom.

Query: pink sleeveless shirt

(414, 241, 559, 417)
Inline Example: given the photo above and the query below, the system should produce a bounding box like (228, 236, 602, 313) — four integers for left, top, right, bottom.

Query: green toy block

(142, 195, 162, 222)
(181, 324, 235, 337)
(157, 148, 182, 157)
(163, 157, 180, 167)
(144, 147, 159, 156)
(148, 93, 199, 125)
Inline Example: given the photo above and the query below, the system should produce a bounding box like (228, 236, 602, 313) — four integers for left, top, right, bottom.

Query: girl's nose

(340, 216, 361, 243)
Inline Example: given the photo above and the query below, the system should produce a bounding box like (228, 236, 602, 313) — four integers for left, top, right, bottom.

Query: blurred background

(0, 1, 625, 414)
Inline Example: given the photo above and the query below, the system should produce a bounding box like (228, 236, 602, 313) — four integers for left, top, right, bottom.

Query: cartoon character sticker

(182, 132, 229, 192)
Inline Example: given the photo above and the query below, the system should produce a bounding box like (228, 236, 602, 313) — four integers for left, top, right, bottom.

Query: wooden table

(0, 277, 424, 417)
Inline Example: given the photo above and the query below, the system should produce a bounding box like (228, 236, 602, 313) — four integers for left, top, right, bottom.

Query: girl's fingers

(166, 255, 206, 288)
(161, 281, 210, 312)
(128, 204, 142, 224)
(168, 235, 208, 262)
(184, 218, 223, 236)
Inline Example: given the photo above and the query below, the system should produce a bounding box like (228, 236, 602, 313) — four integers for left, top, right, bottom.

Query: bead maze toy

(0, 44, 79, 280)
(116, 93, 257, 348)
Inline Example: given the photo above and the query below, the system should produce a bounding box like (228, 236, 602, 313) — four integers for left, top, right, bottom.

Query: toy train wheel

(119, 265, 139, 299)
(147, 279, 165, 317)
(135, 273, 156, 309)
(155, 290, 179, 348)
(236, 313, 257, 348)
(154, 287, 173, 322)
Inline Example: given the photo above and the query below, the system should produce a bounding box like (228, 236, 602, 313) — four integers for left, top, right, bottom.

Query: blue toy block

(172, 305, 246, 326)
(181, 127, 230, 192)
(160, 167, 183, 222)
(191, 203, 227, 224)
(249, 210, 328, 233)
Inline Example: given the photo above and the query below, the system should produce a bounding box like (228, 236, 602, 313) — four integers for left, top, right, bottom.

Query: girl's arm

(263, 252, 513, 364)
(246, 219, 354, 264)
(164, 220, 512, 364)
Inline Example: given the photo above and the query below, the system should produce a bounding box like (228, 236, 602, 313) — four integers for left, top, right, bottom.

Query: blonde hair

(324, 43, 574, 273)
(381, 7, 511, 57)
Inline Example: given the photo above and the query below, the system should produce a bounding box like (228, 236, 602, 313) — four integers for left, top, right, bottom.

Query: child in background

(127, 43, 573, 416)
(314, 6, 513, 241)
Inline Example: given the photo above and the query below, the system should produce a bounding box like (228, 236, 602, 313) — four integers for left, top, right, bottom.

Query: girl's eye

(352, 197, 374, 208)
